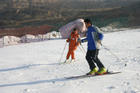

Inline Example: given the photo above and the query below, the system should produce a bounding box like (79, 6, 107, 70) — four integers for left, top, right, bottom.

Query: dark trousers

(86, 49, 105, 70)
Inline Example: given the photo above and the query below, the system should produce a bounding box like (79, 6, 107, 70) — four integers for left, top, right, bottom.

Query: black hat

(84, 19, 92, 25)
(73, 28, 77, 31)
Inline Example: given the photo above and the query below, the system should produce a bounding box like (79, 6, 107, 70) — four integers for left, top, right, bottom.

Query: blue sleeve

(81, 38, 87, 43)
(98, 32, 104, 40)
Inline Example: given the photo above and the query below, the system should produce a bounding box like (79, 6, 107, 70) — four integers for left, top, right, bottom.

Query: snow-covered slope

(0, 29, 140, 93)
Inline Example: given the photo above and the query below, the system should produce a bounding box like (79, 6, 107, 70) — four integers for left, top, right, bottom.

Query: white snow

(0, 29, 140, 93)
(0, 38, 3, 48)
(3, 36, 21, 46)
(0, 31, 61, 46)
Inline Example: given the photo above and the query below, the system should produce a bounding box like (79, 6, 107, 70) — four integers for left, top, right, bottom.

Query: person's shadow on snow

(0, 63, 59, 72)
(0, 63, 68, 87)
(0, 78, 67, 87)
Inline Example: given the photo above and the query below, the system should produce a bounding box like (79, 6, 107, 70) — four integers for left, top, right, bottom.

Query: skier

(81, 19, 107, 75)
(64, 28, 80, 63)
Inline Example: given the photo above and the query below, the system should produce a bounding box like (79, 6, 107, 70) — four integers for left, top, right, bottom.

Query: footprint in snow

(124, 90, 138, 93)
(107, 86, 116, 90)
(23, 89, 31, 93)
(123, 81, 130, 86)
(137, 46, 140, 48)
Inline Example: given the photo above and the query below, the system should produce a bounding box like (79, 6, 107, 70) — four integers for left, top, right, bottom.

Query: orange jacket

(67, 31, 80, 50)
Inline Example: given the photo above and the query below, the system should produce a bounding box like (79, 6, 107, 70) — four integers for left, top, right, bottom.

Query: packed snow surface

(0, 29, 140, 93)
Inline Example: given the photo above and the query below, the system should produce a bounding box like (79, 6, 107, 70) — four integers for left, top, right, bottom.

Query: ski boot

(97, 67, 107, 75)
(64, 59, 69, 63)
(86, 67, 98, 75)
(70, 59, 76, 63)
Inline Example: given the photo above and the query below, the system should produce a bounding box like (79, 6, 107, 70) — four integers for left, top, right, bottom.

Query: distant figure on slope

(81, 19, 107, 75)
(64, 28, 80, 63)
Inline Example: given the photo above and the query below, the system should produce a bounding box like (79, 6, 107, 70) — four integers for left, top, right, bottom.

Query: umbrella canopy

(59, 19, 87, 39)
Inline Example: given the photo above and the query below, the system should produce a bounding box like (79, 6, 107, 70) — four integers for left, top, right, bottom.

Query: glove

(77, 39, 82, 44)
(66, 39, 69, 42)
(81, 38, 87, 43)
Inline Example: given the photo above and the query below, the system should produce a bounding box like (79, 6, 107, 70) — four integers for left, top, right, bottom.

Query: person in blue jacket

(81, 19, 107, 75)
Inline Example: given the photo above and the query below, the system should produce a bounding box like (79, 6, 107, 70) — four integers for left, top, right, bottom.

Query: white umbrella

(59, 19, 87, 39)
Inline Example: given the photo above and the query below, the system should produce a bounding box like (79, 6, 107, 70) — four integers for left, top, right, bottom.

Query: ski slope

(0, 29, 140, 93)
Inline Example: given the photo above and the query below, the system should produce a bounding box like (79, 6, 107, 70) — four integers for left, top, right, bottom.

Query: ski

(65, 71, 121, 79)
(59, 60, 76, 64)
(59, 61, 71, 64)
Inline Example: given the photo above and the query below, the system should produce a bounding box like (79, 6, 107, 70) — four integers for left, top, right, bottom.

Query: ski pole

(102, 44, 128, 71)
(78, 45, 85, 55)
(59, 42, 67, 63)
(80, 44, 86, 53)
(77, 36, 86, 53)
(102, 45, 121, 61)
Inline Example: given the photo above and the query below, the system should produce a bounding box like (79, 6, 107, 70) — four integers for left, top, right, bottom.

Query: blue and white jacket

(81, 25, 103, 50)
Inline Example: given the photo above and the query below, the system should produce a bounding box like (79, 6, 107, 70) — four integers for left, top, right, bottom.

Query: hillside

(0, 0, 140, 29)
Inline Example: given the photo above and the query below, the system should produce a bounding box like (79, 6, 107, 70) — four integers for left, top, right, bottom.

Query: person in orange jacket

(64, 28, 80, 63)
